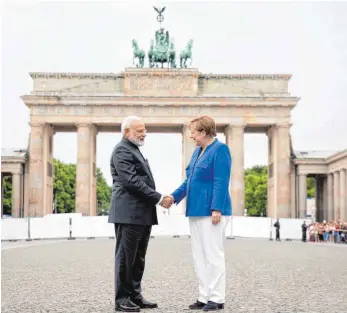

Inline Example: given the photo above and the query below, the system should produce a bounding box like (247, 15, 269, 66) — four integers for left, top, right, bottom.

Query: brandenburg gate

(14, 6, 307, 219)
(3, 7, 346, 221)
(21, 68, 298, 218)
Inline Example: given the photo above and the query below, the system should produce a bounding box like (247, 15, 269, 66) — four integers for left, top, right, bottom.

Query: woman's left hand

(212, 210, 222, 225)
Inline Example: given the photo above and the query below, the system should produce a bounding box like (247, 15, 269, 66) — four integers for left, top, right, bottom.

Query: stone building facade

(1, 149, 29, 217)
(1, 68, 346, 220)
(293, 150, 347, 222)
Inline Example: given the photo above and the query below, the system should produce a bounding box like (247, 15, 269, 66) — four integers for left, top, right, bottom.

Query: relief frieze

(125, 72, 198, 97)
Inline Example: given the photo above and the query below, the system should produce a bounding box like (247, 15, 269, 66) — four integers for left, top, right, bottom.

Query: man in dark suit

(108, 116, 173, 312)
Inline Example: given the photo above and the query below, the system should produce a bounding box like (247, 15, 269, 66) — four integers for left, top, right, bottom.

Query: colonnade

(296, 170, 347, 221)
(24, 121, 293, 217)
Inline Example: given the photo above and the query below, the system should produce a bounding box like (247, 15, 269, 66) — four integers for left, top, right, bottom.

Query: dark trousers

(302, 233, 307, 242)
(114, 223, 152, 302)
(276, 229, 280, 240)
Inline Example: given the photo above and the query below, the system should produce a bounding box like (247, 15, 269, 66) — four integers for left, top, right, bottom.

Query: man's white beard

(129, 137, 145, 146)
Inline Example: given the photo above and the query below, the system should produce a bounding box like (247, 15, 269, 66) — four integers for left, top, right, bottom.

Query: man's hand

(212, 210, 222, 225)
(160, 195, 174, 209)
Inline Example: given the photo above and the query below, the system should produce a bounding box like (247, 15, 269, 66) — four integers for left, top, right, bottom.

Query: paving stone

(1, 238, 346, 313)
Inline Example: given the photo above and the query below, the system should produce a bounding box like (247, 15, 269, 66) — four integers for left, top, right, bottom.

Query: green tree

(2, 176, 12, 215)
(307, 177, 316, 198)
(96, 167, 112, 215)
(52, 159, 111, 214)
(244, 165, 268, 216)
(53, 159, 76, 213)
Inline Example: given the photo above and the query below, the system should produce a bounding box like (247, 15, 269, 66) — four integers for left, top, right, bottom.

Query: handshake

(159, 195, 174, 209)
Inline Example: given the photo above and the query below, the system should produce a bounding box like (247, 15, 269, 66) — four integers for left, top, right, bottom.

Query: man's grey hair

(121, 116, 142, 134)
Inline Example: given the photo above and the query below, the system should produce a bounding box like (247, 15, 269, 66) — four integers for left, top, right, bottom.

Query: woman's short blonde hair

(189, 115, 217, 137)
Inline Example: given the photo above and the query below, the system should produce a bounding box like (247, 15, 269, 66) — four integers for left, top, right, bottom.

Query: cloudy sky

(2, 1, 347, 210)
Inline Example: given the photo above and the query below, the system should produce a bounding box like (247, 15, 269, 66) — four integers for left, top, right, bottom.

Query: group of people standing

(270, 218, 346, 244)
(303, 220, 347, 243)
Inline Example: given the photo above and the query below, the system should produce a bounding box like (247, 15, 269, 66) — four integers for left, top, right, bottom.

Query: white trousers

(189, 216, 229, 304)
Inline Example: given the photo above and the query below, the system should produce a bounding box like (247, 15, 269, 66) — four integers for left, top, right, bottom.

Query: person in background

(274, 219, 280, 241)
(323, 220, 329, 242)
(302, 221, 307, 242)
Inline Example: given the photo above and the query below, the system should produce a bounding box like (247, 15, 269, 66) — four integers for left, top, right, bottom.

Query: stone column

(181, 124, 196, 214)
(314, 177, 320, 221)
(1, 173, 4, 217)
(11, 173, 22, 218)
(31, 123, 54, 216)
(225, 125, 245, 216)
(327, 173, 334, 221)
(315, 176, 324, 222)
(323, 176, 328, 221)
(290, 164, 296, 218)
(298, 174, 307, 218)
(28, 123, 54, 217)
(267, 125, 291, 218)
(43, 125, 54, 216)
(277, 125, 291, 218)
(333, 171, 340, 220)
(267, 127, 276, 218)
(23, 161, 30, 217)
(76, 124, 97, 216)
(28, 122, 44, 216)
(339, 169, 346, 221)
(295, 173, 301, 217)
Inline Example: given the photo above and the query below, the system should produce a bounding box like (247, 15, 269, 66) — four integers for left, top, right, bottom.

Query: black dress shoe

(131, 298, 158, 309)
(115, 299, 140, 312)
(188, 300, 206, 310)
(203, 301, 224, 311)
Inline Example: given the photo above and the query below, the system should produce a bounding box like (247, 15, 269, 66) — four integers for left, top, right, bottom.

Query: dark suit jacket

(108, 137, 161, 225)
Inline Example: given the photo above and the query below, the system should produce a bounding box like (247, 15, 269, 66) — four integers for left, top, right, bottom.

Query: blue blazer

(171, 139, 232, 217)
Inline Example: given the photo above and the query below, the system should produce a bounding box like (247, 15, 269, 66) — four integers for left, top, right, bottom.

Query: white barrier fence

(1, 215, 311, 241)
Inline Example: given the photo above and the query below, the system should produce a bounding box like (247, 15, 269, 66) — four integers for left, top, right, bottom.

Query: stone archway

(21, 67, 299, 217)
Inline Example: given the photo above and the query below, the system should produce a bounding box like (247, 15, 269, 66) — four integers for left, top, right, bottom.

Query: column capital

(75, 123, 98, 134)
(76, 123, 92, 128)
(229, 124, 246, 128)
(12, 171, 22, 176)
(225, 124, 246, 132)
(29, 122, 45, 127)
(276, 123, 292, 129)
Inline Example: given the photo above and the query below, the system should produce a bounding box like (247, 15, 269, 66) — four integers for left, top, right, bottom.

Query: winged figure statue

(153, 6, 166, 14)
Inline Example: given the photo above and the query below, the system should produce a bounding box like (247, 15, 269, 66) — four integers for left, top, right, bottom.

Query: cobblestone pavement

(2, 237, 346, 313)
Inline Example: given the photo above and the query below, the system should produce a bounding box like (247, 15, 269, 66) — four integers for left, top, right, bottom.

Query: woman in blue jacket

(171, 115, 232, 311)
